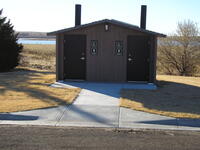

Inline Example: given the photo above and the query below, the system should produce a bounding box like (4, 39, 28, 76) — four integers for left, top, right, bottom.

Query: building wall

(56, 23, 156, 82)
(56, 34, 64, 81)
(152, 37, 158, 82)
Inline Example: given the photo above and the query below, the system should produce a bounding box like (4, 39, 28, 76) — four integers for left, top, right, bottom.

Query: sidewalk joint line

(55, 89, 83, 126)
(117, 106, 120, 128)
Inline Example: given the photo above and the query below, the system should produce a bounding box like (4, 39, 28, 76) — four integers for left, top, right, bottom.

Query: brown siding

(58, 23, 155, 82)
(153, 37, 158, 82)
(148, 36, 157, 83)
(56, 35, 59, 81)
(149, 36, 154, 83)
(57, 34, 64, 81)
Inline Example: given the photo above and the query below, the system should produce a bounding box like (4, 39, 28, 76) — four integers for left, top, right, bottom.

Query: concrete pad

(119, 122, 178, 130)
(74, 82, 122, 98)
(53, 82, 122, 97)
(119, 107, 178, 130)
(85, 82, 123, 87)
(52, 81, 157, 91)
(0, 106, 66, 126)
(176, 126, 200, 131)
(79, 89, 120, 98)
(52, 81, 89, 89)
(57, 105, 119, 128)
(119, 107, 175, 122)
(74, 89, 119, 106)
(79, 89, 113, 96)
(73, 95, 119, 106)
(122, 83, 157, 90)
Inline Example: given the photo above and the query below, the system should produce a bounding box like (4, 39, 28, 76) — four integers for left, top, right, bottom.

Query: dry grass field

(0, 44, 81, 112)
(2, 44, 200, 117)
(0, 68, 80, 113)
(121, 75, 200, 119)
(20, 44, 56, 71)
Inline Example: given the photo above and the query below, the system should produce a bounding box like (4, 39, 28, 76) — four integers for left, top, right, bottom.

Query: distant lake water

(18, 38, 56, 45)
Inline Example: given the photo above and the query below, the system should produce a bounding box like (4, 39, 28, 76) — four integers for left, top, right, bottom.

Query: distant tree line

(157, 20, 200, 76)
(17, 32, 55, 39)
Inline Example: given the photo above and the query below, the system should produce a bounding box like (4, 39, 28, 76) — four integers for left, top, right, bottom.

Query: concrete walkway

(0, 81, 200, 131)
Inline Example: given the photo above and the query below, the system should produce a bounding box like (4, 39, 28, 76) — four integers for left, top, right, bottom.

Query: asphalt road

(0, 125, 200, 150)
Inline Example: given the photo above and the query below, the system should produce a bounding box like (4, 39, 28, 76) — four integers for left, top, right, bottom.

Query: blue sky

(1, 0, 200, 35)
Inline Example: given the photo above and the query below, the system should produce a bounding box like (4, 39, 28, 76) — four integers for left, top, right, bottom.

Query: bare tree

(158, 20, 200, 76)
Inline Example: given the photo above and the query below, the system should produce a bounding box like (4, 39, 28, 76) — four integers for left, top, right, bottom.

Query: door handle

(128, 58, 132, 61)
(80, 57, 85, 60)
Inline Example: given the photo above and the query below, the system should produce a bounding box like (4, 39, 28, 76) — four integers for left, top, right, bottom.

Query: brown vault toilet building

(48, 5, 166, 83)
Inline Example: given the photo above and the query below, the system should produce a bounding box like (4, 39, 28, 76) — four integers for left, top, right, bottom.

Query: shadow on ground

(121, 80, 200, 117)
(0, 69, 115, 125)
(59, 81, 156, 98)
(137, 119, 200, 127)
(62, 105, 115, 126)
(61, 82, 123, 97)
(0, 69, 67, 104)
(137, 119, 178, 126)
(0, 69, 74, 110)
(0, 114, 38, 121)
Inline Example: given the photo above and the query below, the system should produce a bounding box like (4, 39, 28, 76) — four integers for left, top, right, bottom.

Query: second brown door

(127, 35, 150, 81)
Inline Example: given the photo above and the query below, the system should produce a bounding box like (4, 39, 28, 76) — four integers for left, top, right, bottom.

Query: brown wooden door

(64, 35, 86, 80)
(127, 35, 150, 81)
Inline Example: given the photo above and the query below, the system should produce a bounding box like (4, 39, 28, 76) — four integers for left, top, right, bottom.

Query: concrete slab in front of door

(52, 81, 157, 91)
(122, 83, 157, 90)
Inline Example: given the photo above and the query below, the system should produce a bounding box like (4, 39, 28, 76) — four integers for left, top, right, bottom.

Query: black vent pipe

(140, 5, 147, 29)
(75, 4, 81, 26)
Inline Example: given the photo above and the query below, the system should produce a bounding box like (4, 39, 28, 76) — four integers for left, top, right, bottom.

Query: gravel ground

(0, 125, 200, 150)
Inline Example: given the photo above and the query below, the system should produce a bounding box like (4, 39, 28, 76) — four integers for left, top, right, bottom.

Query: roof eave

(48, 27, 167, 38)
(47, 32, 56, 36)
(47, 19, 167, 37)
(155, 34, 167, 38)
(47, 19, 110, 36)
(47, 27, 76, 36)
